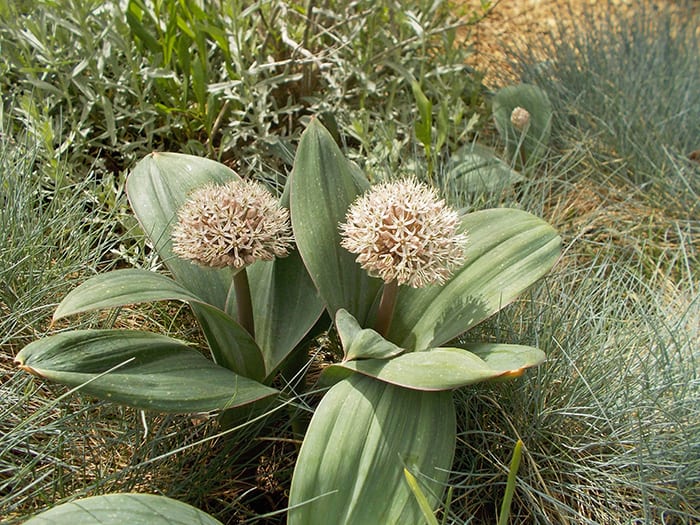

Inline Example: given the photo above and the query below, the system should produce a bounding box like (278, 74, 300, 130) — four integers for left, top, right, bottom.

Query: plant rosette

(286, 119, 561, 524)
(15, 152, 325, 413)
(15, 119, 561, 525)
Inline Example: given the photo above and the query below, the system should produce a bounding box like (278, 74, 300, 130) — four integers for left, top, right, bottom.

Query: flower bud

(510, 106, 531, 131)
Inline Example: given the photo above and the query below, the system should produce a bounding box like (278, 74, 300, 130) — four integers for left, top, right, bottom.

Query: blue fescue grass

(507, 0, 700, 215)
(440, 1, 699, 522)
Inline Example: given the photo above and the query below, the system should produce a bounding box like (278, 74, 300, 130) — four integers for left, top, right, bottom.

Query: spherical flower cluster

(172, 179, 293, 269)
(339, 179, 468, 288)
(510, 106, 531, 130)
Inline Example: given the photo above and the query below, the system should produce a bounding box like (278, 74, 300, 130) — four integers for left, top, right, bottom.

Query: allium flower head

(510, 106, 531, 130)
(340, 178, 467, 288)
(172, 179, 293, 269)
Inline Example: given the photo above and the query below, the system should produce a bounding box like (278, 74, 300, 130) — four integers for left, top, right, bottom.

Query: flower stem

(374, 280, 399, 337)
(233, 268, 255, 339)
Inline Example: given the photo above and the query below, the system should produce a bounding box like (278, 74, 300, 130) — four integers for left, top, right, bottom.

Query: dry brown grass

(456, 0, 690, 87)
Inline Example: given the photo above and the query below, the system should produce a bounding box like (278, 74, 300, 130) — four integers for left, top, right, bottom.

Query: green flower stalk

(340, 178, 467, 335)
(172, 179, 293, 337)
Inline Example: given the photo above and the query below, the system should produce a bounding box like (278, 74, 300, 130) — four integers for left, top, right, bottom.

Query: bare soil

(457, 0, 684, 87)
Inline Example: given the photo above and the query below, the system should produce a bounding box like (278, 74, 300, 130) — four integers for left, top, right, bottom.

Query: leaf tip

(501, 368, 526, 378)
(499, 359, 544, 379)
(16, 362, 42, 377)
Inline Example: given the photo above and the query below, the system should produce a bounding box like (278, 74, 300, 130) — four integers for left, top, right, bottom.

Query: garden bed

(1, 1, 698, 523)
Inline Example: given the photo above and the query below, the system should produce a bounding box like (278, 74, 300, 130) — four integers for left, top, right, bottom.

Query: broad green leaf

(322, 344, 545, 391)
(447, 143, 524, 194)
(248, 251, 324, 376)
(126, 152, 238, 310)
(244, 164, 326, 377)
(190, 302, 264, 381)
(388, 208, 560, 350)
(290, 119, 382, 325)
(54, 268, 204, 319)
(22, 493, 223, 524)
(335, 309, 404, 361)
(52, 268, 265, 381)
(15, 330, 277, 413)
(469, 342, 547, 375)
(288, 374, 455, 525)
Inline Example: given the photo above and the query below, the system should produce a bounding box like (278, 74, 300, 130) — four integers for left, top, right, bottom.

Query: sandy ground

(458, 0, 687, 87)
